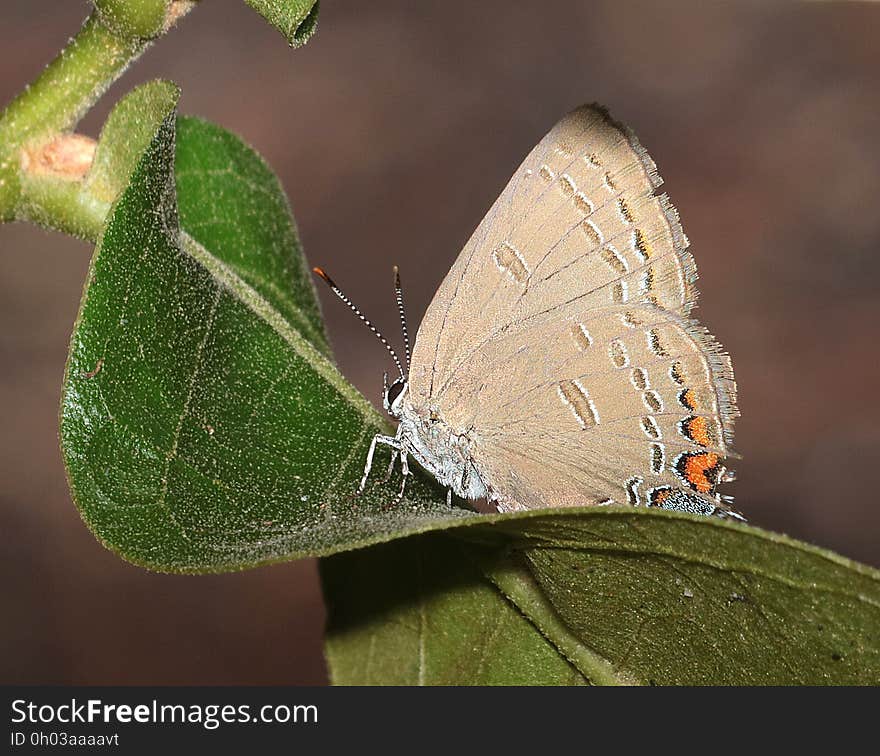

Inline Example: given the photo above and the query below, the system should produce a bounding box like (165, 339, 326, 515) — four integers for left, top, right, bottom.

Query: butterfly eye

(386, 380, 405, 406)
(429, 411, 440, 423)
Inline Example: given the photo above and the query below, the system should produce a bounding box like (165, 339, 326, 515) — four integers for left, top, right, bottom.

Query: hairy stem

(18, 134, 108, 240)
(0, 2, 195, 231)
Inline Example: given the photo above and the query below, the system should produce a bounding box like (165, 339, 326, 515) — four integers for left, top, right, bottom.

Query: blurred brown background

(2, 0, 879, 684)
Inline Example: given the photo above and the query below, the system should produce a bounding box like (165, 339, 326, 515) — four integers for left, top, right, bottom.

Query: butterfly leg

(359, 434, 402, 494)
(395, 450, 410, 502)
(379, 450, 399, 484)
(446, 488, 452, 507)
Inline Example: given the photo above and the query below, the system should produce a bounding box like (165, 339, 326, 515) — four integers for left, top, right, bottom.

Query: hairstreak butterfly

(315, 104, 742, 520)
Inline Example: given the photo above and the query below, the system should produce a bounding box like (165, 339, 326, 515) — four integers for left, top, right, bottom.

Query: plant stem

(0, 13, 137, 222)
(0, 3, 195, 230)
(18, 134, 109, 241)
(22, 177, 109, 242)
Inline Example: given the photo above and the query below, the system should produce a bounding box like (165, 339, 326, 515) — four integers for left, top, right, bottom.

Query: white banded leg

(396, 450, 410, 502)
(360, 434, 403, 493)
(380, 450, 399, 484)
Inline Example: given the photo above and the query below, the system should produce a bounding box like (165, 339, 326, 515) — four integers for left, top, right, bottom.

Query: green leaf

(173, 117, 329, 356)
(326, 512, 880, 685)
(322, 536, 588, 685)
(504, 512, 880, 684)
(243, 0, 320, 47)
(86, 79, 180, 203)
(61, 99, 476, 574)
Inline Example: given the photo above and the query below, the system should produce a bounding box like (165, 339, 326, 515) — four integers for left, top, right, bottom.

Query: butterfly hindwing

(430, 304, 736, 512)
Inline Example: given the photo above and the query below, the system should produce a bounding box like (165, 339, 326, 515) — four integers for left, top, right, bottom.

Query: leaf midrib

(178, 230, 380, 424)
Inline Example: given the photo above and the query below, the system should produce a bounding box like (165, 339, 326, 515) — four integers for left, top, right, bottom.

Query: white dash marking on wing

(558, 380, 600, 428)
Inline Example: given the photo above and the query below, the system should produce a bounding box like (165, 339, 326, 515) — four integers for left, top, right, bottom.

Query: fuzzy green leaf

(174, 117, 330, 355)
(61, 101, 477, 574)
(322, 536, 588, 685)
(504, 512, 880, 684)
(243, 0, 319, 47)
(86, 79, 180, 203)
(326, 512, 880, 685)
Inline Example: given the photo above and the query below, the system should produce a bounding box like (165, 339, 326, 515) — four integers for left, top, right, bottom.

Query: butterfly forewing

(410, 104, 697, 407)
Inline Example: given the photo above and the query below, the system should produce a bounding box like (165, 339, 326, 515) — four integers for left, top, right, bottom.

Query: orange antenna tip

(313, 267, 334, 286)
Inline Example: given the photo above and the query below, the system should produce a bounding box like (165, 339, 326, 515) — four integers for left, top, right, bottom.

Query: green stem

(0, 3, 195, 229)
(19, 161, 110, 242)
(0, 13, 139, 221)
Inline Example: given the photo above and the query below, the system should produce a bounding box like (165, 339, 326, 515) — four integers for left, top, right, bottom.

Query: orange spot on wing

(679, 388, 698, 411)
(683, 415, 714, 447)
(681, 452, 720, 494)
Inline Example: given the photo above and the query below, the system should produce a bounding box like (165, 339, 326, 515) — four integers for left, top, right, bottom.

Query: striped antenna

(313, 267, 406, 380)
(393, 266, 411, 372)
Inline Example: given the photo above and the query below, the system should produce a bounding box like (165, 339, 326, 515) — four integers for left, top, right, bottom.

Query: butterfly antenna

(313, 267, 405, 380)
(393, 266, 411, 373)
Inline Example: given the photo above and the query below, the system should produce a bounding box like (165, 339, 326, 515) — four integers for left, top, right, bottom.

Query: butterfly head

(383, 372, 408, 418)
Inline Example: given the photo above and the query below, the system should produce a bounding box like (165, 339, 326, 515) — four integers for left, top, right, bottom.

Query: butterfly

(315, 104, 741, 520)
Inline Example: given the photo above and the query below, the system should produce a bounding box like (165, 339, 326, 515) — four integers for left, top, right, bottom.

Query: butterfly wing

(434, 303, 737, 512)
(407, 104, 738, 513)
(409, 104, 696, 407)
